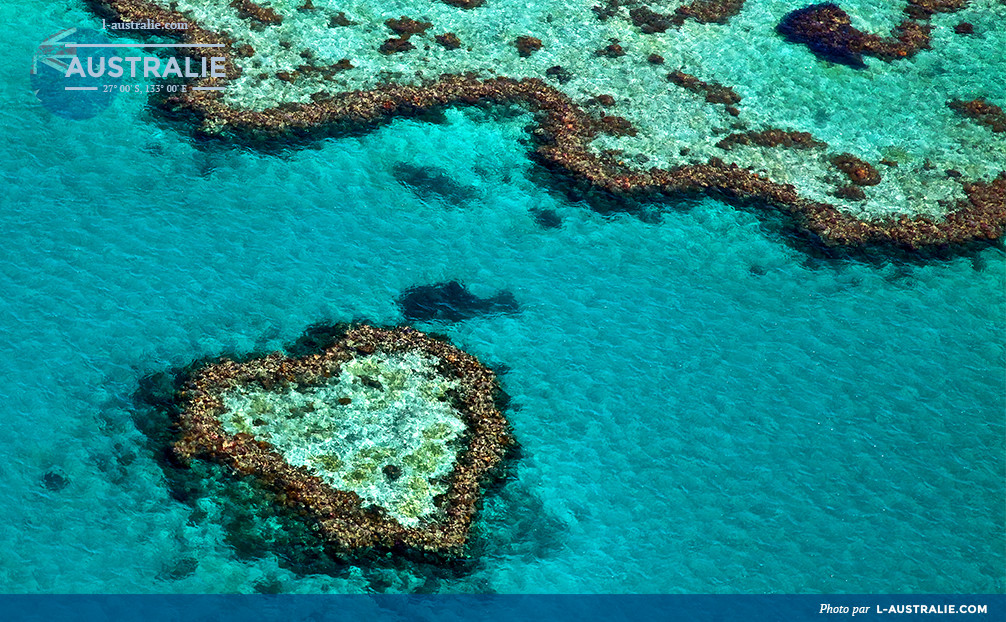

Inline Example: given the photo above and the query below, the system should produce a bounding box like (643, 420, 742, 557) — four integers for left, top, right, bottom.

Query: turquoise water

(2, 1, 1004, 593)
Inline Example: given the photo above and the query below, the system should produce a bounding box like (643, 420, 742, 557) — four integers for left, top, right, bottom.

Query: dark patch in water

(157, 557, 198, 581)
(883, 263, 916, 284)
(367, 575, 394, 593)
(91, 448, 132, 487)
(194, 150, 239, 179)
(393, 163, 479, 206)
(398, 281, 520, 322)
(776, 3, 868, 69)
(970, 254, 988, 272)
(42, 468, 70, 492)
(488, 362, 512, 377)
(412, 107, 450, 125)
(465, 449, 568, 566)
(530, 207, 562, 229)
(253, 577, 285, 594)
(114, 443, 137, 467)
(527, 159, 666, 224)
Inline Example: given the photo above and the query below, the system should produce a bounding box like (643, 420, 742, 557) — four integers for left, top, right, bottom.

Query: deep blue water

(2, 1, 1003, 594)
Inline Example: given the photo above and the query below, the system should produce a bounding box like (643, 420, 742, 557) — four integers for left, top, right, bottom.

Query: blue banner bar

(0, 595, 1001, 622)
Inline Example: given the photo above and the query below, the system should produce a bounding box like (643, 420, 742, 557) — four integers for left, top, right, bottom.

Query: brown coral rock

(953, 22, 974, 35)
(948, 98, 1006, 134)
(667, 70, 741, 106)
(328, 12, 355, 27)
(675, 0, 746, 24)
(435, 32, 462, 50)
(716, 129, 827, 150)
(834, 185, 867, 201)
(515, 35, 543, 57)
(777, 4, 931, 68)
(229, 0, 282, 25)
(832, 154, 882, 186)
(596, 40, 626, 58)
(380, 37, 415, 55)
(386, 16, 433, 37)
(904, 0, 968, 20)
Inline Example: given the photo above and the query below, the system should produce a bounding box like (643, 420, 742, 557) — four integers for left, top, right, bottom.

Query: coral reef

(436, 32, 462, 50)
(629, 6, 676, 33)
(377, 16, 432, 55)
(675, 0, 746, 25)
(903, 0, 969, 20)
(515, 36, 543, 58)
(597, 0, 746, 30)
(949, 98, 1006, 134)
(379, 37, 415, 55)
(667, 70, 741, 115)
(834, 185, 867, 201)
(328, 12, 355, 27)
(776, 3, 932, 68)
(173, 324, 515, 556)
(42, 469, 70, 491)
(386, 16, 432, 37)
(665, 70, 741, 106)
(440, 0, 485, 7)
(545, 65, 573, 84)
(88, 0, 1006, 251)
(716, 129, 827, 151)
(228, 0, 282, 25)
(596, 39, 626, 58)
(831, 154, 882, 186)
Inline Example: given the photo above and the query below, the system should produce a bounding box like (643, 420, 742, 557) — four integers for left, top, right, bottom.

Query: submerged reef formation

(89, 0, 1005, 251)
(398, 281, 520, 323)
(595, 0, 747, 31)
(904, 0, 970, 20)
(716, 129, 827, 150)
(393, 163, 480, 206)
(173, 324, 514, 556)
(666, 70, 742, 116)
(776, 3, 932, 68)
(949, 98, 1006, 134)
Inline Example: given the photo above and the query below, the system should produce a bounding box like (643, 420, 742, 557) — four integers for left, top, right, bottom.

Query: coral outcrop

(173, 325, 515, 557)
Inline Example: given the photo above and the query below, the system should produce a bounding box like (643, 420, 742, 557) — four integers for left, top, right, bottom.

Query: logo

(31, 28, 120, 119)
(31, 26, 227, 121)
